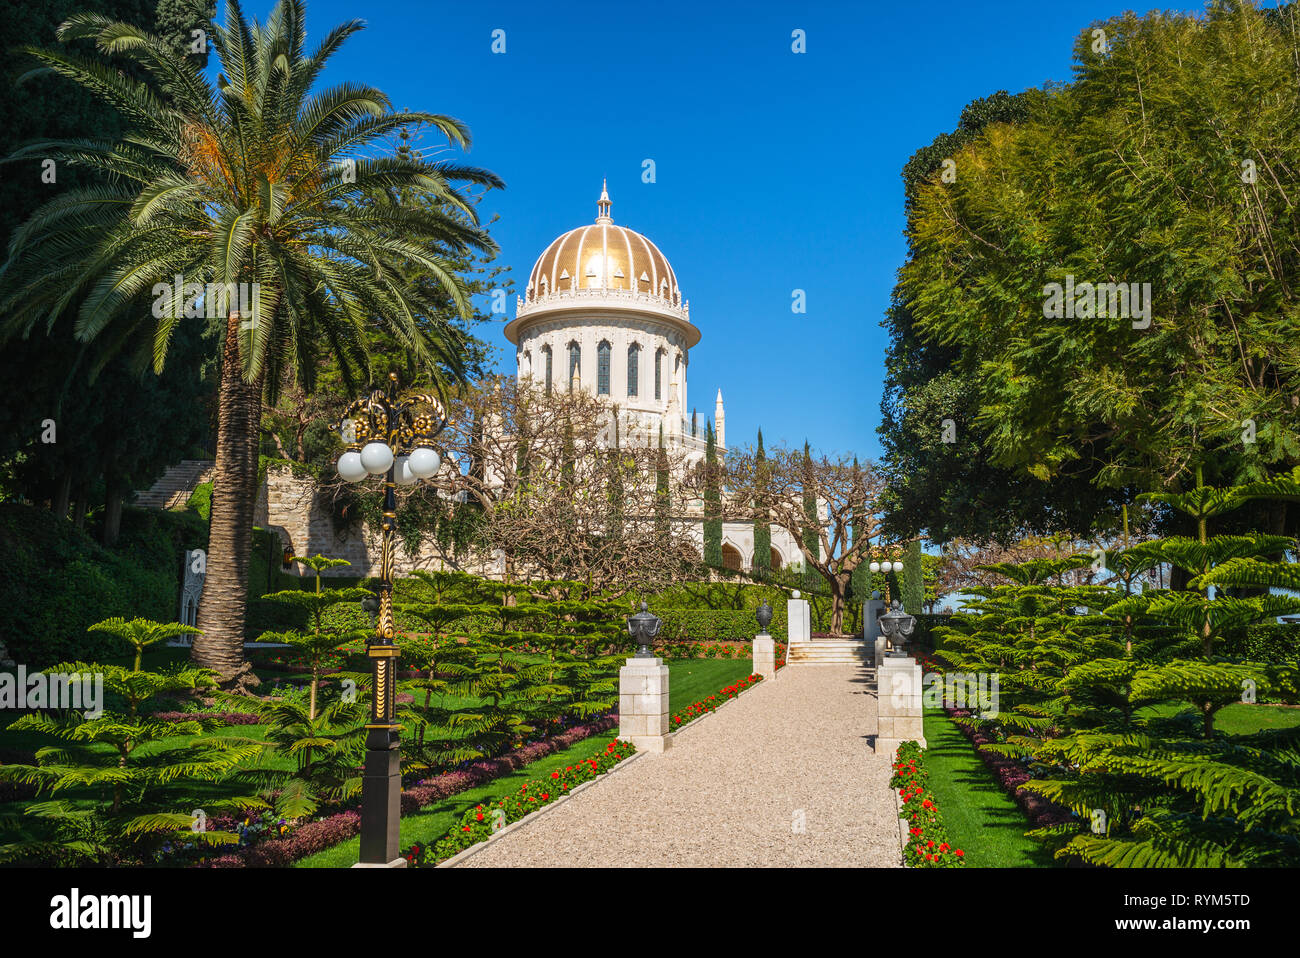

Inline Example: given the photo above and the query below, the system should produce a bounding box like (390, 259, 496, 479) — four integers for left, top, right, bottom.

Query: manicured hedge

(0, 503, 205, 668)
(1222, 623, 1300, 664)
(655, 608, 789, 643)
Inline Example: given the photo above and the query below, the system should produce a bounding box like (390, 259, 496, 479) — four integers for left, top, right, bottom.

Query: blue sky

(264, 0, 1206, 460)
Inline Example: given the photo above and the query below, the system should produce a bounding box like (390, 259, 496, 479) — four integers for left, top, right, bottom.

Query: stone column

(875, 656, 926, 755)
(619, 655, 671, 752)
(752, 634, 776, 681)
(787, 591, 810, 644)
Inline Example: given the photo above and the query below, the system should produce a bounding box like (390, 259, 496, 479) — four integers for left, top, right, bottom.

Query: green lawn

(919, 708, 1056, 868)
(1137, 702, 1300, 735)
(664, 658, 756, 713)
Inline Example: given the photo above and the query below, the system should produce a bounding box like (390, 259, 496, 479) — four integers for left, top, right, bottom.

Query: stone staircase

(786, 637, 874, 667)
(134, 459, 214, 510)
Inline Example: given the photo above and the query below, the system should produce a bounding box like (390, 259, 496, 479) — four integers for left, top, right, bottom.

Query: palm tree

(0, 0, 502, 687)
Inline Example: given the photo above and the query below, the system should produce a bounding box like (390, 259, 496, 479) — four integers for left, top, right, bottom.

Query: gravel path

(454, 664, 901, 867)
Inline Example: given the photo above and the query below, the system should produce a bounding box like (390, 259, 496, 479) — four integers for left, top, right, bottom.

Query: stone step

(134, 459, 214, 510)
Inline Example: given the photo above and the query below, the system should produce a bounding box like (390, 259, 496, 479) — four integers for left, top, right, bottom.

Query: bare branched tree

(720, 444, 886, 634)
(443, 379, 701, 598)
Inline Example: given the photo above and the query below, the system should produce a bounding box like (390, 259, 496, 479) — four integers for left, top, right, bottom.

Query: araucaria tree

(0, 0, 500, 687)
(726, 443, 885, 634)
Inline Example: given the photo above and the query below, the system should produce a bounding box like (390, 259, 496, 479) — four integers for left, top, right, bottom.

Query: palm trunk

(102, 478, 124, 547)
(193, 311, 263, 689)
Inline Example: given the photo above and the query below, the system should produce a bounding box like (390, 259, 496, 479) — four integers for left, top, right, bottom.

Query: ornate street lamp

(755, 601, 773, 636)
(334, 372, 448, 866)
(627, 602, 662, 658)
(868, 554, 906, 604)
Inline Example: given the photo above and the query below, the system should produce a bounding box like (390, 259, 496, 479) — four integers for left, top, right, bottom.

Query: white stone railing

(517, 287, 691, 324)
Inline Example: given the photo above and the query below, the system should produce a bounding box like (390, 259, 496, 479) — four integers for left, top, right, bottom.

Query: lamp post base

(359, 727, 402, 865)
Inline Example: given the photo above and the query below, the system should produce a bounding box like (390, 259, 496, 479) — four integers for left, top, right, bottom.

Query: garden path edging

(438, 750, 650, 868)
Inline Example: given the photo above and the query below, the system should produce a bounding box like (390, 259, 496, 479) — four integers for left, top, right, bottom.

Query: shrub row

(892, 741, 965, 867)
(407, 737, 635, 866)
(201, 714, 618, 867)
(1221, 623, 1300, 664)
(0, 504, 206, 667)
(655, 608, 789, 643)
(945, 708, 1074, 829)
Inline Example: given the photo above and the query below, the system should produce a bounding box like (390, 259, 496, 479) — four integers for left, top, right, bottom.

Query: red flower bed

(405, 738, 635, 866)
(199, 714, 619, 867)
(892, 741, 964, 868)
(670, 674, 762, 729)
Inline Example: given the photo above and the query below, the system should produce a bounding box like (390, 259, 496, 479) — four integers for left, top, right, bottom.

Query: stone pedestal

(875, 656, 926, 755)
(752, 634, 777, 681)
(874, 635, 888, 667)
(864, 597, 886, 643)
(619, 656, 671, 752)
(787, 592, 811, 644)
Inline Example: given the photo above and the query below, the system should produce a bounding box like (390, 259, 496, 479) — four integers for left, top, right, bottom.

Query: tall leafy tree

(884, 3, 1300, 544)
(0, 0, 501, 686)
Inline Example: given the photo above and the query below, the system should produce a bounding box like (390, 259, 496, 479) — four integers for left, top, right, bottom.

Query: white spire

(596, 179, 612, 224)
(715, 388, 725, 450)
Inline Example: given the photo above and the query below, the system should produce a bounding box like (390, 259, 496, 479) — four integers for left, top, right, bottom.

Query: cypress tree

(703, 422, 723, 568)
(801, 441, 820, 591)
(752, 429, 771, 579)
(654, 424, 670, 540)
(155, 0, 217, 69)
(607, 414, 624, 540)
(849, 456, 871, 610)
(902, 538, 924, 614)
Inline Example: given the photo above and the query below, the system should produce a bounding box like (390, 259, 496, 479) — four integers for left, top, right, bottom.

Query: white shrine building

(503, 183, 801, 573)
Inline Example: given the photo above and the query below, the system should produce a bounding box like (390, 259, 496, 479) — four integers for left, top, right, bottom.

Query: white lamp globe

(408, 447, 441, 478)
(394, 455, 418, 485)
(360, 441, 394, 475)
(893, 561, 905, 573)
(337, 451, 368, 483)
(869, 561, 881, 573)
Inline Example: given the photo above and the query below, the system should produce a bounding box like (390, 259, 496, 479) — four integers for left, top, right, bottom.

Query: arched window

(627, 344, 640, 398)
(567, 342, 580, 391)
(654, 348, 663, 400)
(597, 341, 611, 395)
(722, 544, 743, 572)
(542, 345, 553, 395)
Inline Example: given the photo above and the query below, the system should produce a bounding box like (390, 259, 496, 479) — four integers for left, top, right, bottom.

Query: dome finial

(596, 179, 612, 224)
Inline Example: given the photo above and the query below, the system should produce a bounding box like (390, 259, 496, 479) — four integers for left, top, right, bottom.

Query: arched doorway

(770, 548, 783, 571)
(722, 544, 743, 571)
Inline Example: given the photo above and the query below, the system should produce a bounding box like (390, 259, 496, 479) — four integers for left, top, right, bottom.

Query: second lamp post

(336, 372, 449, 866)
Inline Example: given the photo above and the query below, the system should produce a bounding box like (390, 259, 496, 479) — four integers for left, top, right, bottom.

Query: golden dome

(523, 183, 681, 308)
